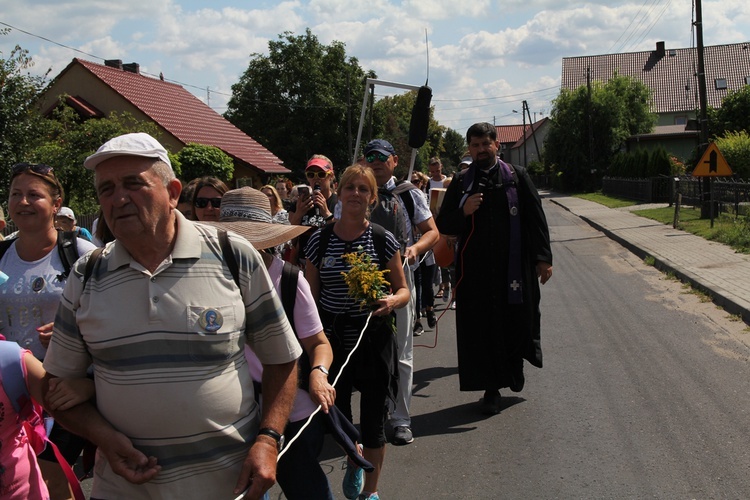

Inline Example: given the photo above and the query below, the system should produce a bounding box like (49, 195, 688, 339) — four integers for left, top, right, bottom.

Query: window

(715, 78, 728, 90)
(745, 76, 750, 85)
(674, 116, 687, 125)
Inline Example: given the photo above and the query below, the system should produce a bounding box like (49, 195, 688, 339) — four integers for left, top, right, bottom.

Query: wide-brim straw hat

(199, 186, 310, 250)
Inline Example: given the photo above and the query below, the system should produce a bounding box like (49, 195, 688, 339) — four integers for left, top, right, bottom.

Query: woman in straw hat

(200, 186, 337, 499)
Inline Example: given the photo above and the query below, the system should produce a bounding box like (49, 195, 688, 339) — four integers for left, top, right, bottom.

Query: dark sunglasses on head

(194, 197, 222, 209)
(305, 171, 328, 179)
(12, 163, 54, 176)
(365, 153, 390, 163)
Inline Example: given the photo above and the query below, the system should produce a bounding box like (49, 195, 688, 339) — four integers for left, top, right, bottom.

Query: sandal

(435, 289, 444, 299)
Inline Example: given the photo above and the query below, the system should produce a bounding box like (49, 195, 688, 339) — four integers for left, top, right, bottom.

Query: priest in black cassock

(435, 122, 553, 415)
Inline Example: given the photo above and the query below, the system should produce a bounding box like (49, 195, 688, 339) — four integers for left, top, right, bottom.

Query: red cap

(306, 158, 333, 174)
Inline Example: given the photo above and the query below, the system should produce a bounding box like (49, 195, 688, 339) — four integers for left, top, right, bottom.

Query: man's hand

(37, 322, 54, 349)
(536, 261, 553, 285)
(234, 440, 277, 499)
(463, 193, 483, 216)
(403, 245, 419, 265)
(101, 430, 161, 484)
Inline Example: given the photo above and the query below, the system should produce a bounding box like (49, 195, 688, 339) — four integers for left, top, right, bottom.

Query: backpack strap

(82, 247, 104, 289)
(56, 230, 80, 281)
(219, 230, 240, 289)
(315, 223, 336, 271)
(280, 261, 299, 334)
(392, 180, 418, 221)
(369, 223, 389, 271)
(0, 238, 14, 262)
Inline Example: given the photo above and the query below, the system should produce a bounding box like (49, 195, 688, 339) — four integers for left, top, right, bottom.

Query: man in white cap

(54, 206, 94, 241)
(42, 132, 301, 499)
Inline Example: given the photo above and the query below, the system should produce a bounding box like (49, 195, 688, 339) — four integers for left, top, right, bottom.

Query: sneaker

(426, 309, 436, 329)
(358, 494, 380, 500)
(413, 321, 424, 336)
(442, 286, 450, 303)
(450, 300, 456, 310)
(391, 425, 414, 445)
(343, 446, 364, 499)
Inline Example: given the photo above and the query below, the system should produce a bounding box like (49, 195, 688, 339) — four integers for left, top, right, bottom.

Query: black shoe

(413, 321, 424, 336)
(481, 390, 501, 415)
(426, 309, 436, 329)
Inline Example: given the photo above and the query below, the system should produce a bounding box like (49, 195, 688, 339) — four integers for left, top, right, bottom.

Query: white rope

(232, 312, 374, 499)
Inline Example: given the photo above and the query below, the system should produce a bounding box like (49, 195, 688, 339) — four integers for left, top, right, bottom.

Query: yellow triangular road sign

(692, 143, 732, 177)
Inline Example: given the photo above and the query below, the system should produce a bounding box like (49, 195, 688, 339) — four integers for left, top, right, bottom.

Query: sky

(2, 0, 749, 134)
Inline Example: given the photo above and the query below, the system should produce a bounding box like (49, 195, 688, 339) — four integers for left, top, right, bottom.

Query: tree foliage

(29, 102, 161, 214)
(545, 75, 656, 191)
(225, 29, 369, 180)
(441, 128, 466, 174)
(366, 90, 445, 179)
(714, 131, 750, 179)
(709, 85, 750, 138)
(175, 143, 234, 183)
(0, 33, 49, 195)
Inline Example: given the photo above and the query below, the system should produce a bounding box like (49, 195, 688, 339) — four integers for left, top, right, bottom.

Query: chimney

(122, 62, 140, 75)
(655, 41, 665, 58)
(104, 59, 123, 70)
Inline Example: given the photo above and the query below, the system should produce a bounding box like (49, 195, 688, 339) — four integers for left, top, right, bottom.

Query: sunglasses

(12, 163, 54, 176)
(365, 153, 390, 163)
(305, 171, 329, 179)
(194, 197, 222, 209)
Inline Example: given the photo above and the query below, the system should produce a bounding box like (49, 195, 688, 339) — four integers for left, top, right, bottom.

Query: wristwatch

(311, 365, 329, 376)
(257, 428, 285, 452)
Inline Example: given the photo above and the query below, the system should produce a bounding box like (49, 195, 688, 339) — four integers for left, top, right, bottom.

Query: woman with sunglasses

(288, 155, 337, 266)
(190, 176, 228, 222)
(1, 162, 97, 498)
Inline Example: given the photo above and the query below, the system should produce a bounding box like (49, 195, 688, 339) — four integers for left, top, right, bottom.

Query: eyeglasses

(365, 153, 390, 163)
(194, 197, 222, 209)
(12, 163, 54, 176)
(305, 171, 329, 179)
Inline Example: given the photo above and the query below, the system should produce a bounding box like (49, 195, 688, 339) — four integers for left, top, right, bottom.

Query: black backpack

(369, 181, 418, 254)
(0, 231, 81, 282)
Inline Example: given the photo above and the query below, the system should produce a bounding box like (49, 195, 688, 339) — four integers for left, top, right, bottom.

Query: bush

(714, 131, 750, 179)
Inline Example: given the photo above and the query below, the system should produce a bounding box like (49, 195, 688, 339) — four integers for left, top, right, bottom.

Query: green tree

(0, 34, 49, 196)
(367, 90, 444, 179)
(545, 75, 655, 191)
(175, 143, 234, 183)
(441, 128, 466, 173)
(226, 29, 369, 180)
(30, 102, 161, 214)
(714, 131, 750, 179)
(709, 85, 750, 138)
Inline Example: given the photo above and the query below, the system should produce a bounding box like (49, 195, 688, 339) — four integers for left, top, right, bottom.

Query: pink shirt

(0, 348, 50, 499)
(244, 257, 324, 422)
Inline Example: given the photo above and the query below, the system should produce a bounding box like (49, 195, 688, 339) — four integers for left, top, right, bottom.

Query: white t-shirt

(0, 238, 96, 358)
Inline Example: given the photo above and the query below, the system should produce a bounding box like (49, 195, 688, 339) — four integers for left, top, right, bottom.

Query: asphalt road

(81, 197, 750, 499)
(271, 197, 750, 499)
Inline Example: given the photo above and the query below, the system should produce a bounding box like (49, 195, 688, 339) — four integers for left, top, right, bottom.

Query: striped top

(44, 212, 301, 499)
(305, 224, 399, 319)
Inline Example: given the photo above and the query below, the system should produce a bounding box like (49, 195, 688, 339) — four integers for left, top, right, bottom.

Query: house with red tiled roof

(496, 118, 550, 167)
(560, 41, 750, 159)
(38, 58, 288, 185)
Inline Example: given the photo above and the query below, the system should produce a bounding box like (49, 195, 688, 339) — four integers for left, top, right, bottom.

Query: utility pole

(587, 66, 594, 179)
(521, 101, 527, 168)
(695, 0, 712, 219)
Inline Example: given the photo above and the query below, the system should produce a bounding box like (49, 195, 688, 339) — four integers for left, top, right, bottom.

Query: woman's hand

(372, 294, 398, 317)
(37, 322, 54, 349)
(308, 370, 336, 413)
(46, 377, 95, 410)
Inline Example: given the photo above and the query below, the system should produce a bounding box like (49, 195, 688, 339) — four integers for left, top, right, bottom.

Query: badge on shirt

(199, 308, 223, 333)
(322, 255, 337, 269)
(32, 277, 46, 293)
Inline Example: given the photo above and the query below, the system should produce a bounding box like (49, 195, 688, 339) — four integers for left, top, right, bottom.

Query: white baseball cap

(84, 132, 171, 170)
(57, 207, 76, 221)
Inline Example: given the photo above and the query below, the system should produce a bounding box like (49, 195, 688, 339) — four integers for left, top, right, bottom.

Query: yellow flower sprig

(341, 246, 390, 310)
